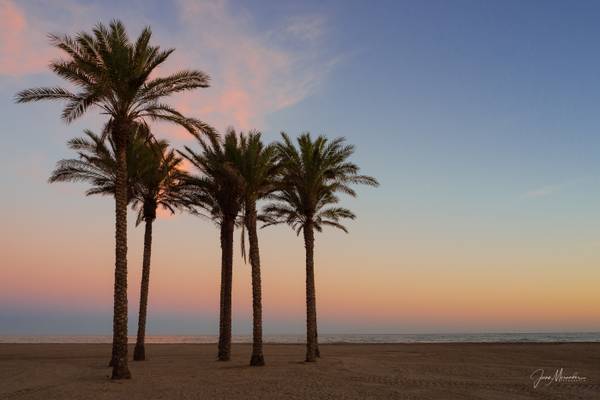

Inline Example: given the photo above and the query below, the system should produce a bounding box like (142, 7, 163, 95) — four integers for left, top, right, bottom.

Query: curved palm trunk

(111, 124, 131, 379)
(134, 215, 154, 361)
(246, 203, 265, 366)
(217, 216, 235, 361)
(303, 221, 318, 362)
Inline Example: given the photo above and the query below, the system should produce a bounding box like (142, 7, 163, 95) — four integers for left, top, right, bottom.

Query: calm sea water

(1, 332, 599, 344)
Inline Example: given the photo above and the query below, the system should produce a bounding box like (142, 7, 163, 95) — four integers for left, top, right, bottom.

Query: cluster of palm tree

(16, 20, 378, 380)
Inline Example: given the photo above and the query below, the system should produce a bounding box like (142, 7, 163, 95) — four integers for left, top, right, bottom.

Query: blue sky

(1, 0, 599, 335)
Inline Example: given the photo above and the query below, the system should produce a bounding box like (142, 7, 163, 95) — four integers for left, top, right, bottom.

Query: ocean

(1, 332, 599, 344)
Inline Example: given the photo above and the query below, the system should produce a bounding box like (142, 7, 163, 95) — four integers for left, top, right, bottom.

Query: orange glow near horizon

(2, 206, 599, 333)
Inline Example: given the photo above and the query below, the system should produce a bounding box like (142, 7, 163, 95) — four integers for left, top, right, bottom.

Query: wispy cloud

(284, 14, 327, 42)
(1, 0, 338, 136)
(523, 184, 561, 198)
(0, 0, 55, 76)
(164, 0, 337, 135)
(0, 0, 106, 77)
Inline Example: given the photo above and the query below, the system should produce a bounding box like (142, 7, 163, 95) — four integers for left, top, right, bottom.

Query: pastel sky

(1, 0, 599, 335)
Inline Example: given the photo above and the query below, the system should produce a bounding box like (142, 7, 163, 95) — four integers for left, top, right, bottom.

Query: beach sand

(1, 343, 599, 399)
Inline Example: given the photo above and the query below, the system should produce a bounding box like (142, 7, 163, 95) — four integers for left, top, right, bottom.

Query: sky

(1, 0, 599, 335)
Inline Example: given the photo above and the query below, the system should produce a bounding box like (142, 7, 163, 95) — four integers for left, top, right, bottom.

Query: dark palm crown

(49, 126, 150, 200)
(129, 135, 186, 225)
(16, 19, 214, 138)
(49, 125, 186, 225)
(177, 129, 245, 223)
(263, 132, 379, 234)
(236, 130, 279, 204)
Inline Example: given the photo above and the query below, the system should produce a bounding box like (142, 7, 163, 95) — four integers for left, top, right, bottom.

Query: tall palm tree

(264, 133, 379, 362)
(178, 131, 243, 361)
(49, 126, 183, 362)
(16, 20, 213, 379)
(237, 131, 279, 366)
(129, 138, 185, 362)
(50, 126, 143, 367)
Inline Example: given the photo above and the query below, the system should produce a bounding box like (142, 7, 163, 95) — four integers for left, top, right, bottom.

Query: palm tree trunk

(108, 340, 116, 367)
(246, 203, 265, 366)
(111, 123, 131, 379)
(134, 215, 154, 361)
(217, 216, 235, 361)
(315, 311, 320, 357)
(303, 221, 318, 362)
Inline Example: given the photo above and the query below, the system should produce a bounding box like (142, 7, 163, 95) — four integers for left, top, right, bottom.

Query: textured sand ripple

(0, 343, 598, 399)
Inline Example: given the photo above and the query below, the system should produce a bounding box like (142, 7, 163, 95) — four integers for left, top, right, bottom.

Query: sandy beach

(1, 343, 598, 399)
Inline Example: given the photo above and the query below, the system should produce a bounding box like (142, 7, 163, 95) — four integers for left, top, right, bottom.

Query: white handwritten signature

(530, 368, 587, 388)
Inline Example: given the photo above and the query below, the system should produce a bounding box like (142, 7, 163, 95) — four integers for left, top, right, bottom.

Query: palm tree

(237, 131, 279, 366)
(130, 137, 185, 362)
(49, 126, 183, 362)
(16, 20, 213, 379)
(263, 133, 379, 362)
(178, 130, 243, 361)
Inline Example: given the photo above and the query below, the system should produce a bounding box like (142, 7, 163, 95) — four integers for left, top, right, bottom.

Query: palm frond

(15, 87, 77, 103)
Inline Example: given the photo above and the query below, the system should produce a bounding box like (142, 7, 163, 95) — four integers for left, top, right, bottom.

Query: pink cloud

(152, 0, 338, 136)
(1, 0, 338, 137)
(0, 0, 55, 76)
